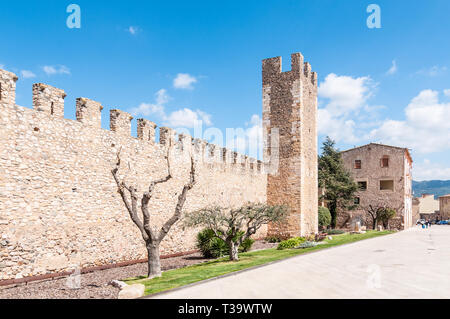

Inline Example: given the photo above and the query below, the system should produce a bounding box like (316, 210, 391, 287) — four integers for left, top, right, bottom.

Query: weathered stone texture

(262, 53, 318, 238)
(439, 195, 450, 220)
(340, 143, 413, 230)
(0, 69, 266, 281)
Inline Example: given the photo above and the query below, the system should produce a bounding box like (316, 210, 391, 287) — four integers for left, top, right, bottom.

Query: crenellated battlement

(32, 83, 66, 118)
(0, 69, 18, 106)
(76, 97, 103, 128)
(137, 118, 157, 143)
(0, 68, 263, 175)
(262, 52, 317, 87)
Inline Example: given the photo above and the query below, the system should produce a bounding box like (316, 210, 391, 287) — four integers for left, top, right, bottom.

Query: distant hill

(413, 180, 450, 199)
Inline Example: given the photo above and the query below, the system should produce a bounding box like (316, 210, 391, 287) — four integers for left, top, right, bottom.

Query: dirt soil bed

(0, 240, 276, 299)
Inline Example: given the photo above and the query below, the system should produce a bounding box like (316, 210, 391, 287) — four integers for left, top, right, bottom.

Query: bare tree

(360, 194, 403, 230)
(184, 203, 287, 261)
(111, 148, 196, 278)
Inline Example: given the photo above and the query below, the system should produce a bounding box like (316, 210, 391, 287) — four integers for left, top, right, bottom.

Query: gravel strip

(0, 240, 277, 299)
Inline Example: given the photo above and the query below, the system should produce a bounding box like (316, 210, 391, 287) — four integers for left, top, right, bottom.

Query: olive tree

(184, 203, 287, 261)
(111, 149, 196, 278)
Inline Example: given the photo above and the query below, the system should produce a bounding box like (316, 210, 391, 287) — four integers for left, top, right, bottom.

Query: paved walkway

(150, 226, 450, 299)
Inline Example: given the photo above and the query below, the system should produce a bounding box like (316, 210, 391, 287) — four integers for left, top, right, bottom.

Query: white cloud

(21, 70, 36, 79)
(386, 60, 398, 75)
(164, 108, 212, 128)
(127, 26, 139, 35)
(173, 73, 198, 90)
(416, 65, 447, 77)
(42, 65, 71, 76)
(369, 89, 450, 153)
(131, 89, 212, 129)
(0, 63, 4, 69)
(130, 89, 168, 118)
(444, 89, 450, 97)
(318, 73, 376, 143)
(413, 160, 450, 181)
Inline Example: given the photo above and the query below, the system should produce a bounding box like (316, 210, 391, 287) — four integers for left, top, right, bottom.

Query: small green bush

(265, 236, 282, 243)
(318, 207, 332, 228)
(277, 237, 306, 250)
(197, 229, 255, 258)
(326, 229, 345, 235)
(239, 238, 255, 253)
(196, 229, 227, 258)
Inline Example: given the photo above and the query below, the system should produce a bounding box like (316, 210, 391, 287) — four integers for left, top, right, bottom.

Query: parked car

(437, 220, 449, 225)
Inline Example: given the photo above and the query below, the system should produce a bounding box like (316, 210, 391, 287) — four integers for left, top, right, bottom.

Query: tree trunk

(147, 242, 162, 279)
(330, 203, 337, 228)
(228, 241, 239, 261)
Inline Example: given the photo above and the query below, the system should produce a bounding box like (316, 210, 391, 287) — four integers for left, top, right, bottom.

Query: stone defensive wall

(0, 69, 267, 282)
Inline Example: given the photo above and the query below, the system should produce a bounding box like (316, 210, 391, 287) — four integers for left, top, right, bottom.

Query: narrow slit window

(50, 102, 54, 115)
(0, 83, 2, 101)
(381, 156, 389, 168)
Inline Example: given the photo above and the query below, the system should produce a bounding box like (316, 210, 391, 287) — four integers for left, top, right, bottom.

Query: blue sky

(1, 0, 449, 180)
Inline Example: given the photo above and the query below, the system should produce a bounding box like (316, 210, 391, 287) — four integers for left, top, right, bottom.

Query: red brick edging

(0, 250, 198, 287)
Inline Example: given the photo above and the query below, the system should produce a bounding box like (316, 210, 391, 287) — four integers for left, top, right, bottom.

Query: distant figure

(422, 223, 425, 229)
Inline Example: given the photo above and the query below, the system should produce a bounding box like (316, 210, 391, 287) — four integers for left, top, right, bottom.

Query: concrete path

(150, 226, 450, 299)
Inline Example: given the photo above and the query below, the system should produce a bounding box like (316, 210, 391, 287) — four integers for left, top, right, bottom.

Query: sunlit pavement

(149, 226, 450, 299)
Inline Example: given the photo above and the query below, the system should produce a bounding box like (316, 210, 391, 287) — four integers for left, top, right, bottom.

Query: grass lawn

(125, 230, 394, 296)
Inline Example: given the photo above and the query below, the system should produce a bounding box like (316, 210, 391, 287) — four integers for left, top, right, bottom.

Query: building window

(380, 180, 394, 191)
(354, 197, 360, 205)
(358, 181, 367, 191)
(354, 160, 362, 169)
(381, 156, 389, 168)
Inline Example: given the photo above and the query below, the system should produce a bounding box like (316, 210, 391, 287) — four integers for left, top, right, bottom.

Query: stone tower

(262, 52, 318, 238)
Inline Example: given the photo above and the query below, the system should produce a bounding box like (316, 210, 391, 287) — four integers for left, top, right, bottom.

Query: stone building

(414, 194, 440, 221)
(339, 143, 413, 230)
(0, 52, 319, 283)
(439, 194, 450, 220)
(262, 53, 318, 238)
(412, 197, 420, 224)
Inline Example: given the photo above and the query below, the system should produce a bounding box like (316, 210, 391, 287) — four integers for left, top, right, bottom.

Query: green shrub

(326, 229, 345, 235)
(196, 229, 227, 258)
(318, 207, 332, 228)
(265, 236, 282, 243)
(277, 237, 306, 250)
(196, 229, 255, 258)
(239, 238, 255, 252)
